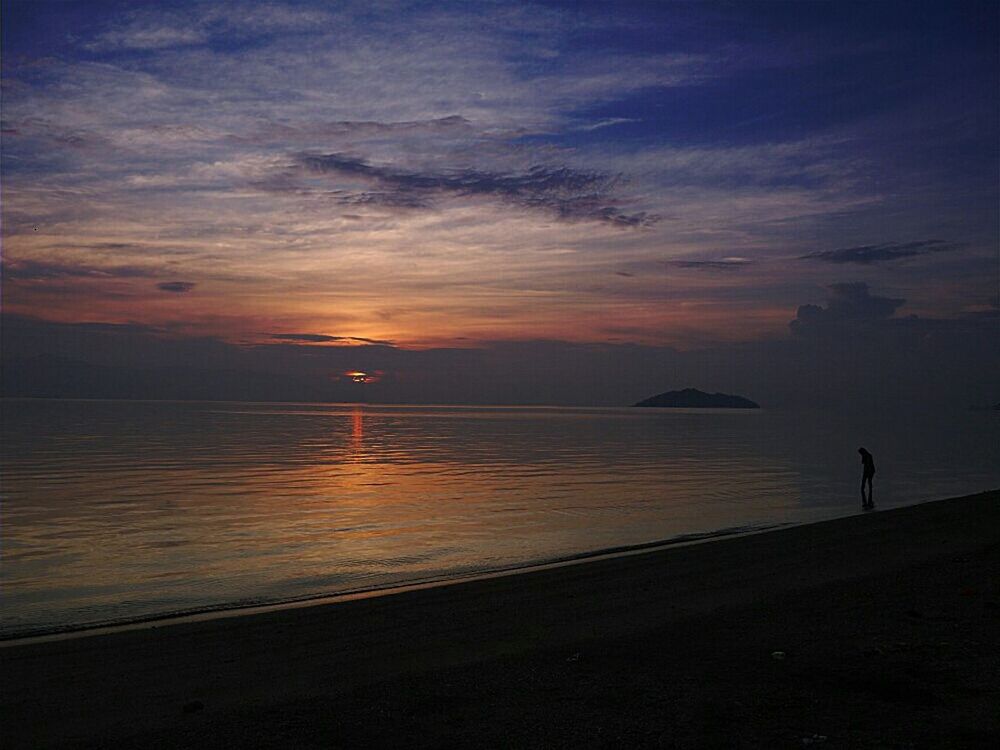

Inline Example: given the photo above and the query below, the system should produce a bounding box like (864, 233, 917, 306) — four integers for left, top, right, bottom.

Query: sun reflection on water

(351, 405, 364, 455)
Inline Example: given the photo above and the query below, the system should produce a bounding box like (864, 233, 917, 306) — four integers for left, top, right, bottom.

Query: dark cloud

(959, 304, 1000, 321)
(271, 333, 339, 342)
(799, 240, 963, 264)
(233, 115, 475, 146)
(593, 207, 658, 228)
(298, 154, 658, 227)
(4, 259, 151, 280)
(340, 336, 396, 346)
(790, 282, 905, 337)
(314, 115, 473, 137)
(45, 319, 166, 336)
(156, 281, 196, 293)
(271, 333, 396, 346)
(337, 191, 431, 209)
(665, 259, 754, 270)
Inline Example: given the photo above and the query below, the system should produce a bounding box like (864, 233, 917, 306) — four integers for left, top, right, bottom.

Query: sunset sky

(2, 0, 998, 407)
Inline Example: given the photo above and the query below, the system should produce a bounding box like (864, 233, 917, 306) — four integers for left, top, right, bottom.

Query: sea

(2, 398, 998, 640)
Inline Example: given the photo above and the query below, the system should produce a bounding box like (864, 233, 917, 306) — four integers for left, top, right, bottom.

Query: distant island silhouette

(633, 388, 760, 409)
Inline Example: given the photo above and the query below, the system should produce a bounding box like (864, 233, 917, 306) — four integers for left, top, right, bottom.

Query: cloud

(156, 281, 196, 293)
(4, 259, 152, 280)
(298, 154, 659, 227)
(790, 282, 905, 337)
(270, 333, 395, 346)
(235, 115, 476, 147)
(62, 3, 706, 134)
(83, 3, 334, 52)
(3, 1, 995, 353)
(335, 191, 432, 209)
(799, 240, 963, 264)
(85, 23, 209, 52)
(270, 333, 339, 342)
(820, 282, 906, 319)
(573, 117, 641, 132)
(665, 257, 754, 270)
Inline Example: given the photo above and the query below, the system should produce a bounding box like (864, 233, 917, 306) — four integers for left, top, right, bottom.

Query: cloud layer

(1, 0, 996, 360)
(800, 240, 964, 265)
(297, 154, 657, 227)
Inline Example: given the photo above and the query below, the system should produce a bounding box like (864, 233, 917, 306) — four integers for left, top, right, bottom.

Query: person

(858, 447, 875, 509)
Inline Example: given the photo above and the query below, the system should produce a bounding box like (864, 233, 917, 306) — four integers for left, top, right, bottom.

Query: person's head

(858, 447, 868, 456)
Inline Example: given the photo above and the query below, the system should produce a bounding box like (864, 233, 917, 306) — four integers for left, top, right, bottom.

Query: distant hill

(633, 388, 759, 409)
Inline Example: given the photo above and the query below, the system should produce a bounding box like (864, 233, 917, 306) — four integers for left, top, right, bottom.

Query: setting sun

(342, 370, 383, 384)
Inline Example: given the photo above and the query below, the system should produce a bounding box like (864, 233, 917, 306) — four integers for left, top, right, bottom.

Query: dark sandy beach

(3, 490, 998, 749)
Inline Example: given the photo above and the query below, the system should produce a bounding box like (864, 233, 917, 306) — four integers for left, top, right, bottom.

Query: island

(633, 387, 760, 409)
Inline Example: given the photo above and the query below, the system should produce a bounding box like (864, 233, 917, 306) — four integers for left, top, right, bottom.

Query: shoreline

(1, 520, 793, 647)
(7, 489, 989, 647)
(4, 489, 998, 748)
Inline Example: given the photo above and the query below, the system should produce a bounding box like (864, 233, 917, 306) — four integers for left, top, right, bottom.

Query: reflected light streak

(351, 406, 364, 455)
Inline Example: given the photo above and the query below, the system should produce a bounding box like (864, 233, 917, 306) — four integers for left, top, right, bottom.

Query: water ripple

(2, 399, 998, 638)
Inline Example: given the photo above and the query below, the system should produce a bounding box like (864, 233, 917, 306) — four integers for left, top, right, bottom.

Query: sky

(2, 0, 998, 408)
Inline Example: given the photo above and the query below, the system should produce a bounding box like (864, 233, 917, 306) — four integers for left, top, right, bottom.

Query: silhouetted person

(858, 447, 875, 509)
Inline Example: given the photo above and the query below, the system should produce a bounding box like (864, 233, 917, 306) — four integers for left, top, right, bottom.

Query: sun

(342, 370, 383, 384)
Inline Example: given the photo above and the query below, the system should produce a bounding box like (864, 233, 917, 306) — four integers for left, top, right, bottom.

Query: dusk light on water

(4, 400, 1000, 639)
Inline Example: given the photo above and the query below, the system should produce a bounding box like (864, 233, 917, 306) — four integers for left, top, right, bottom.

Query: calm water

(2, 399, 998, 638)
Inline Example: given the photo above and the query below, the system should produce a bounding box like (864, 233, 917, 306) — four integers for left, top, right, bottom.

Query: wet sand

(3, 490, 998, 748)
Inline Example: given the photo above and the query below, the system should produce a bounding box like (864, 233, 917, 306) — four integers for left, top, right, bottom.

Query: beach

(3, 489, 998, 748)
